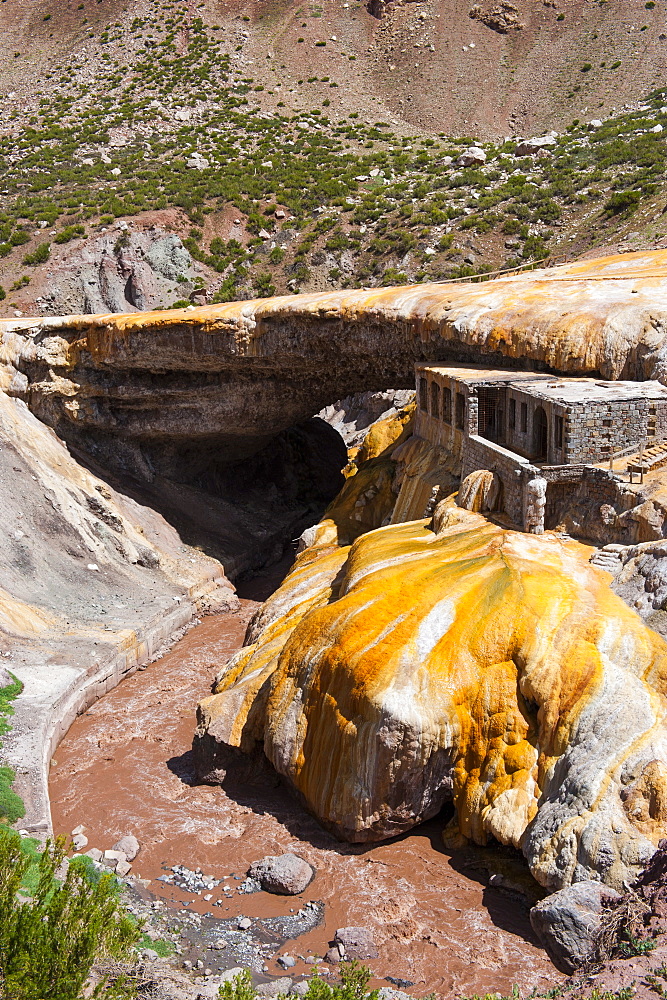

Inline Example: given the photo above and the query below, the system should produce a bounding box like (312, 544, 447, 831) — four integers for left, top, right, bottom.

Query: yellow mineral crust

(197, 508, 667, 890)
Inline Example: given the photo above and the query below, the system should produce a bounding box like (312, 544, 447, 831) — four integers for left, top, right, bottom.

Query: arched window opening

(442, 387, 452, 424)
(532, 406, 548, 461)
(419, 377, 428, 411)
(430, 381, 441, 420)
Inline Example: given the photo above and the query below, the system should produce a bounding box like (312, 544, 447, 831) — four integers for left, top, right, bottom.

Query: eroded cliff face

(195, 506, 667, 891)
(0, 388, 238, 830)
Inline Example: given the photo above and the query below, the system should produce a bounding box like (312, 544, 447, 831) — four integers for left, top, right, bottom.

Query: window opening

(430, 381, 441, 420)
(555, 414, 563, 450)
(419, 377, 428, 411)
(520, 401, 528, 433)
(509, 398, 516, 430)
(532, 406, 548, 461)
(455, 392, 465, 430)
(477, 387, 505, 445)
(442, 386, 452, 424)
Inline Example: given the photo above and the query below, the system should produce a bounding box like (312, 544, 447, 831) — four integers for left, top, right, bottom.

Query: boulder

(112, 834, 140, 861)
(198, 508, 667, 891)
(457, 146, 487, 167)
(334, 926, 379, 960)
(469, 2, 524, 33)
(247, 854, 314, 895)
(530, 881, 621, 972)
(257, 979, 294, 997)
(0, 666, 12, 689)
(219, 968, 249, 983)
(514, 134, 558, 156)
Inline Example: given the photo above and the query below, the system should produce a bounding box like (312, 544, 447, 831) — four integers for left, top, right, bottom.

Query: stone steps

(590, 545, 624, 575)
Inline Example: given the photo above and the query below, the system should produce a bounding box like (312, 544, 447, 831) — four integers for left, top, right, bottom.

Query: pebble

(238, 917, 252, 930)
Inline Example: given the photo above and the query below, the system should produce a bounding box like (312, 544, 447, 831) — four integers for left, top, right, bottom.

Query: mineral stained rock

(196, 506, 667, 891)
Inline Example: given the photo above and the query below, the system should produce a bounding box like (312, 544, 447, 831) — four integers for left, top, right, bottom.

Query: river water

(49, 574, 560, 997)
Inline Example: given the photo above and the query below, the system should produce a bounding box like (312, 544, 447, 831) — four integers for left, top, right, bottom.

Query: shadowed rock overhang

(2, 250, 667, 462)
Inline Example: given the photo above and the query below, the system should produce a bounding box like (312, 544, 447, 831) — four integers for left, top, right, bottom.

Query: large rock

(0, 666, 13, 689)
(196, 506, 667, 891)
(457, 146, 487, 166)
(247, 854, 314, 895)
(530, 881, 621, 973)
(112, 834, 140, 861)
(514, 133, 558, 156)
(7, 250, 667, 467)
(334, 926, 379, 960)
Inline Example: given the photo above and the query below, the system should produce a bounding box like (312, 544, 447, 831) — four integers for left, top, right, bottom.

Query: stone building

(415, 364, 667, 532)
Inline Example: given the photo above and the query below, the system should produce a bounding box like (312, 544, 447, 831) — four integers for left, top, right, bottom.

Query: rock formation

(469, 2, 524, 34)
(4, 251, 667, 473)
(196, 505, 667, 891)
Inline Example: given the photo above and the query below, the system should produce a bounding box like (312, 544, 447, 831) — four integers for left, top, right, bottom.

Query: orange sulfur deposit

(196, 506, 667, 891)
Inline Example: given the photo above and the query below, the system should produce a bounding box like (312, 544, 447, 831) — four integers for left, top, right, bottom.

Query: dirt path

(49, 580, 560, 997)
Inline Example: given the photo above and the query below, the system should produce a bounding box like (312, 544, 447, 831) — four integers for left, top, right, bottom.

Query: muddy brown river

(50, 577, 561, 997)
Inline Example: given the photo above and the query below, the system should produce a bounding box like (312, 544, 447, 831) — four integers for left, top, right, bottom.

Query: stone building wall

(504, 385, 567, 464)
(461, 434, 529, 526)
(415, 371, 473, 458)
(564, 399, 667, 463)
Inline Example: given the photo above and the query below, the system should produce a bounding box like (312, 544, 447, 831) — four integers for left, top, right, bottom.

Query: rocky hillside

(1, 0, 667, 315)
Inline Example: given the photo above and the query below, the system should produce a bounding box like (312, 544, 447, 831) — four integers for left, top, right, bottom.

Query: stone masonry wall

(565, 399, 667, 463)
(461, 434, 529, 526)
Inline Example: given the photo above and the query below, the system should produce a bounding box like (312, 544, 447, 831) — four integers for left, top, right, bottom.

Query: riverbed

(49, 574, 560, 997)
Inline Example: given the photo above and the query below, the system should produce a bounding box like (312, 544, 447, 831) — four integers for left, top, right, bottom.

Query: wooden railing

(430, 254, 571, 286)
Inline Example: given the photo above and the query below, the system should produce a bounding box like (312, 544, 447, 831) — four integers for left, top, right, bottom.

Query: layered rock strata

(196, 506, 667, 891)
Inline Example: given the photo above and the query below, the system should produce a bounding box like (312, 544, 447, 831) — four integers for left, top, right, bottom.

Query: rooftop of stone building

(416, 365, 667, 406)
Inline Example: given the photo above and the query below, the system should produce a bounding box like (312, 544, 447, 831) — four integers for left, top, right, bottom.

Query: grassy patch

(0, 674, 24, 825)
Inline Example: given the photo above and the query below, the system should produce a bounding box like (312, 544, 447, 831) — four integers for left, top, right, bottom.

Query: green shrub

(0, 672, 22, 823)
(55, 225, 85, 244)
(254, 272, 276, 297)
(0, 286, 5, 302)
(22, 243, 50, 265)
(219, 963, 379, 1000)
(0, 830, 139, 999)
(604, 189, 641, 215)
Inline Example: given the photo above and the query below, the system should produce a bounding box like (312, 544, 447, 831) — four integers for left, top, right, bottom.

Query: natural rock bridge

(3, 248, 667, 836)
(3, 250, 667, 471)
